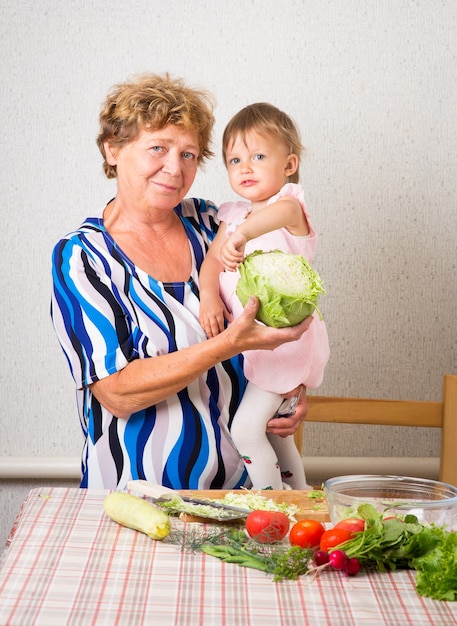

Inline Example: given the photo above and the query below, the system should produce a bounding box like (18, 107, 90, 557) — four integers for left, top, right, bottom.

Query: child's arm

(221, 196, 309, 270)
(199, 224, 233, 338)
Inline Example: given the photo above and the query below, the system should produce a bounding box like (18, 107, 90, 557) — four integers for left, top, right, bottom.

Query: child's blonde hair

(222, 103, 304, 184)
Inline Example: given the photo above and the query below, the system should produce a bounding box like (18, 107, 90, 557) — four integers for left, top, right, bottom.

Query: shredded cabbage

(156, 491, 301, 521)
(216, 491, 300, 521)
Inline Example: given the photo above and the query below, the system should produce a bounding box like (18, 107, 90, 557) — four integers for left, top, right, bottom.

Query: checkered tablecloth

(0, 488, 455, 626)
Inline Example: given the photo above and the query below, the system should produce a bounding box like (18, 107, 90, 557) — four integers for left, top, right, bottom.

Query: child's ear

(285, 154, 299, 177)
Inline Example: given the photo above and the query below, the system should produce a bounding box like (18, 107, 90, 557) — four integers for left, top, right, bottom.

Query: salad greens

(336, 503, 444, 571)
(334, 504, 457, 601)
(236, 250, 326, 327)
(413, 531, 457, 601)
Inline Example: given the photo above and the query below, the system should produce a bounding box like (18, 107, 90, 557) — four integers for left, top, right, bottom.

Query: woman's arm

(91, 297, 313, 419)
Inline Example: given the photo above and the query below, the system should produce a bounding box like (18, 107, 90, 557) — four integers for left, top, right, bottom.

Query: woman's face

(105, 124, 200, 213)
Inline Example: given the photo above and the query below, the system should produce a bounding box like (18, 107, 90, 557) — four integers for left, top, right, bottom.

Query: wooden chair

(294, 374, 457, 487)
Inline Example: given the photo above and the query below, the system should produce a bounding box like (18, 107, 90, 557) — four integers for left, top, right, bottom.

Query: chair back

(295, 374, 457, 486)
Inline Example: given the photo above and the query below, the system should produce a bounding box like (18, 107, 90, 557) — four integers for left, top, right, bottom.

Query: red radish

(345, 557, 361, 576)
(313, 550, 330, 566)
(329, 550, 348, 571)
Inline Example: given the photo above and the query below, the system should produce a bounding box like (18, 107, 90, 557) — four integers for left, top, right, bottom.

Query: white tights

(230, 382, 310, 490)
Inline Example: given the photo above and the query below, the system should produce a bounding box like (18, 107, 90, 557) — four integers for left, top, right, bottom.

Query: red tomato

(245, 510, 290, 543)
(289, 519, 325, 548)
(319, 528, 353, 552)
(334, 518, 365, 534)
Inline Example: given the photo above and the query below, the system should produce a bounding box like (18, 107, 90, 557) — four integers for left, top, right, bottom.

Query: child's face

(225, 130, 297, 205)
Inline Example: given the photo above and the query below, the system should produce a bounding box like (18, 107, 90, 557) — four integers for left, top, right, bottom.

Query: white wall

(1, 0, 456, 547)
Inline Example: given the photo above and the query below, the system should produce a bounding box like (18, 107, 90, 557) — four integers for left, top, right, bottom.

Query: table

(0, 488, 456, 626)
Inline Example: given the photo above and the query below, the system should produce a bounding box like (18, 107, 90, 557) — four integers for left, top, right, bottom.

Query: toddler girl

(199, 103, 330, 489)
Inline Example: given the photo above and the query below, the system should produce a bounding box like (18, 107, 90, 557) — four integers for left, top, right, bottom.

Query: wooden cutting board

(177, 489, 330, 523)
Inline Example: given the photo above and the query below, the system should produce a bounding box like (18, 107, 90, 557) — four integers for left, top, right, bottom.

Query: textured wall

(1, 0, 456, 547)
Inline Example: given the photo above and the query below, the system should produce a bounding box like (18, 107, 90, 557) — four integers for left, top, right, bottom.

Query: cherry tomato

(289, 519, 325, 548)
(334, 518, 365, 534)
(319, 528, 353, 552)
(245, 510, 290, 543)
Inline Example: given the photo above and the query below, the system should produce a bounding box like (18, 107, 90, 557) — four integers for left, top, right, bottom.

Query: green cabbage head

(236, 250, 326, 328)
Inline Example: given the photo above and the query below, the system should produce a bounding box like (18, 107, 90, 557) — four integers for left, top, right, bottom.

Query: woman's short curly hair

(97, 73, 215, 179)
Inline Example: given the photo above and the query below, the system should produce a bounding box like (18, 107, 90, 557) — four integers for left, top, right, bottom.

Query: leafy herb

(331, 503, 457, 601)
(166, 526, 312, 581)
(412, 531, 457, 601)
(335, 504, 444, 572)
(270, 545, 313, 581)
(165, 525, 230, 551)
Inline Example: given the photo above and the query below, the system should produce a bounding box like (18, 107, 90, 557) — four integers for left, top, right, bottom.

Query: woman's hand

(266, 385, 308, 437)
(225, 296, 313, 353)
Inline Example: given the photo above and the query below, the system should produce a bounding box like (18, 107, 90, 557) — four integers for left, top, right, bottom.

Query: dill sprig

(164, 526, 313, 581)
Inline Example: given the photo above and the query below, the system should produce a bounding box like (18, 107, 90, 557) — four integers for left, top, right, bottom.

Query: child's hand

(220, 231, 247, 271)
(199, 292, 232, 338)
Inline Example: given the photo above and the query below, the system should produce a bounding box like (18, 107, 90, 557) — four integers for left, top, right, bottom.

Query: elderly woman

(51, 73, 312, 490)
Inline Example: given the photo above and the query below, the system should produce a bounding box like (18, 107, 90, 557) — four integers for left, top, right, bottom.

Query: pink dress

(218, 183, 330, 394)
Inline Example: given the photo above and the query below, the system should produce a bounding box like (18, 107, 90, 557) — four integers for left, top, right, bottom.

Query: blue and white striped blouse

(51, 198, 248, 490)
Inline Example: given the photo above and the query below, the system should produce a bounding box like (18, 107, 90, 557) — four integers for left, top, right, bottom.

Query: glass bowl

(324, 474, 457, 530)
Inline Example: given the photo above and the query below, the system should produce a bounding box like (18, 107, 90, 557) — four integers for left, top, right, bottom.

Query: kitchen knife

(127, 479, 251, 521)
